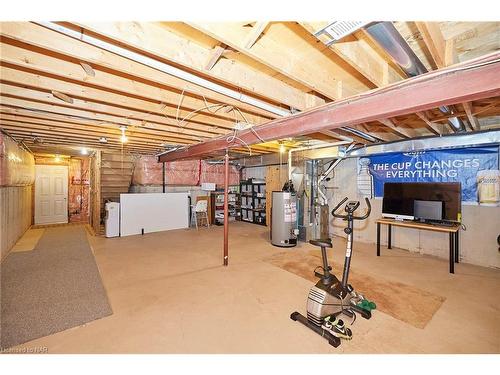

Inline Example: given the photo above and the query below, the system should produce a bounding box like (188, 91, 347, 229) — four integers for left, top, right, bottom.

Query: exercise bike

(290, 197, 373, 347)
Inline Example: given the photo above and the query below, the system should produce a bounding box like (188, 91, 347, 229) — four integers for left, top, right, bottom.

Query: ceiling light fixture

(119, 126, 128, 143)
(279, 143, 286, 154)
(81, 147, 89, 155)
(99, 137, 108, 143)
(54, 154, 61, 162)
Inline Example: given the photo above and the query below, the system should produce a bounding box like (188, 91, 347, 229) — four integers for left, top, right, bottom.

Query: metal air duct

(365, 22, 466, 132)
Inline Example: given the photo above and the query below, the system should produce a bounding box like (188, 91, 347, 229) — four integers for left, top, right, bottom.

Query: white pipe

(34, 22, 292, 118)
(317, 143, 355, 204)
(287, 141, 351, 180)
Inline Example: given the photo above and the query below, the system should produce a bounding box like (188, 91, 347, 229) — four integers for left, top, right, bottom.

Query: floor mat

(0, 226, 113, 349)
(11, 228, 45, 253)
(264, 250, 446, 329)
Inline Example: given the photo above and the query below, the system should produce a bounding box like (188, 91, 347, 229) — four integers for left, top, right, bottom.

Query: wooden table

(376, 218, 461, 274)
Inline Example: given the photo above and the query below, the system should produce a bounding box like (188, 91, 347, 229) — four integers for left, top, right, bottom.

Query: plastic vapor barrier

(132, 156, 239, 187)
(0, 133, 35, 186)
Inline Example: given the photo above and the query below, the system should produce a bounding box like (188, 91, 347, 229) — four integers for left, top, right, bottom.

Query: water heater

(271, 191, 298, 247)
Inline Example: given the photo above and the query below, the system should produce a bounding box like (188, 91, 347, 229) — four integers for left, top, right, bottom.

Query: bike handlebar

(332, 197, 371, 220)
(331, 197, 348, 217)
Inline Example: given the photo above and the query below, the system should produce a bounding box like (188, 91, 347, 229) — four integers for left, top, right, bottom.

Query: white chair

(191, 200, 209, 229)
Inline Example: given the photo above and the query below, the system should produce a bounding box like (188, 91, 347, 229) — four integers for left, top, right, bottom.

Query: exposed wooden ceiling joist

(462, 101, 481, 130)
(299, 22, 404, 87)
(70, 21, 313, 111)
(0, 95, 207, 145)
(187, 22, 371, 100)
(415, 111, 446, 135)
(0, 40, 261, 132)
(0, 80, 221, 140)
(415, 22, 447, 69)
(0, 22, 276, 121)
(377, 118, 418, 138)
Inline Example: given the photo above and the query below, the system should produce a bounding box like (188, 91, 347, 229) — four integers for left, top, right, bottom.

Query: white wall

(328, 157, 500, 269)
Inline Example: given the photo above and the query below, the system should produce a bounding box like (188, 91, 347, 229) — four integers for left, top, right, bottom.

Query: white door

(35, 165, 69, 225)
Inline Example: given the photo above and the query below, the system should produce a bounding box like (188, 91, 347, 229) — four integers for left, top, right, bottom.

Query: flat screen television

(382, 182, 461, 222)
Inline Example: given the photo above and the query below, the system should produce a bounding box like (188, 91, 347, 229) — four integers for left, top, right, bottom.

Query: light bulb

(81, 147, 88, 155)
(54, 154, 61, 162)
(119, 126, 128, 143)
(279, 144, 286, 153)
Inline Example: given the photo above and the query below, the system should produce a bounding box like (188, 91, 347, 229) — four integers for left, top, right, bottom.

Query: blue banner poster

(359, 146, 499, 202)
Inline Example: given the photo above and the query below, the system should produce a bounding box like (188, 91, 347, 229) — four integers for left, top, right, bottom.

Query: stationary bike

(290, 197, 373, 347)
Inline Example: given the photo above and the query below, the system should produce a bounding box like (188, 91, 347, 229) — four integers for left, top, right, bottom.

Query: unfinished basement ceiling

(0, 21, 499, 157)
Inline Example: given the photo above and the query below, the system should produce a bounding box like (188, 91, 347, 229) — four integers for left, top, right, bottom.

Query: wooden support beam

(377, 118, 415, 139)
(0, 123, 163, 151)
(0, 79, 223, 140)
(353, 124, 396, 142)
(445, 38, 458, 66)
(463, 102, 481, 130)
(1, 128, 162, 153)
(71, 21, 312, 111)
(0, 42, 241, 131)
(0, 106, 195, 143)
(0, 22, 275, 121)
(316, 130, 345, 141)
(244, 22, 269, 49)
(300, 22, 404, 87)
(158, 52, 500, 162)
(0, 39, 266, 125)
(415, 22, 447, 69)
(188, 22, 369, 100)
(205, 44, 226, 71)
(415, 111, 444, 135)
(0, 114, 186, 145)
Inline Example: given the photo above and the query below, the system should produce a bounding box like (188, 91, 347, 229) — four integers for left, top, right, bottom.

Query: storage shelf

(238, 179, 267, 226)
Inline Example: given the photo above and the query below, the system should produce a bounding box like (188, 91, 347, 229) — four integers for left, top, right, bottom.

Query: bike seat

(309, 239, 332, 248)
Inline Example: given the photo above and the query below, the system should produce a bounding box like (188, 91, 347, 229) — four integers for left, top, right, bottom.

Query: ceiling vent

(315, 21, 371, 45)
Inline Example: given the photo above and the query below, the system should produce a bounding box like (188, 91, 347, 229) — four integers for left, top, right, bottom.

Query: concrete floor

(13, 222, 500, 353)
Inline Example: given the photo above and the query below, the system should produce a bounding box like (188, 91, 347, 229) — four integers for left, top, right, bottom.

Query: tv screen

(382, 182, 461, 222)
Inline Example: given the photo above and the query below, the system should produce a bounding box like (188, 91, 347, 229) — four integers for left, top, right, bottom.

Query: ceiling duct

(364, 22, 466, 132)
(342, 126, 382, 143)
(315, 21, 371, 45)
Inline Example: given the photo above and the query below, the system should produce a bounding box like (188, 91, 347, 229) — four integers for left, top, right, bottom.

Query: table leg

(455, 231, 459, 263)
(388, 224, 392, 249)
(377, 223, 381, 256)
(449, 232, 455, 274)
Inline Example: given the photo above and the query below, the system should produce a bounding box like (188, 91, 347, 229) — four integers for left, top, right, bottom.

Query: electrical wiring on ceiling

(172, 86, 268, 157)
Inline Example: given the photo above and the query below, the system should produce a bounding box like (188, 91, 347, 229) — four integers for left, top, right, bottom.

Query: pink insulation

(200, 161, 239, 186)
(132, 156, 200, 185)
(68, 158, 90, 223)
(0, 132, 35, 186)
(132, 156, 163, 185)
(131, 156, 239, 187)
(167, 160, 200, 186)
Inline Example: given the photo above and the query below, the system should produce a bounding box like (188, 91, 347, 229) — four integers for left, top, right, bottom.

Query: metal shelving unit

(237, 179, 266, 226)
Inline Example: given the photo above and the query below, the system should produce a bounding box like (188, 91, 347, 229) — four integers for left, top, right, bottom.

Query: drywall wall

(120, 192, 189, 236)
(327, 157, 500, 269)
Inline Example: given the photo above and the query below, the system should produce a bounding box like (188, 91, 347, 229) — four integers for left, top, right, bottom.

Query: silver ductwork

(342, 126, 382, 143)
(365, 22, 466, 132)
